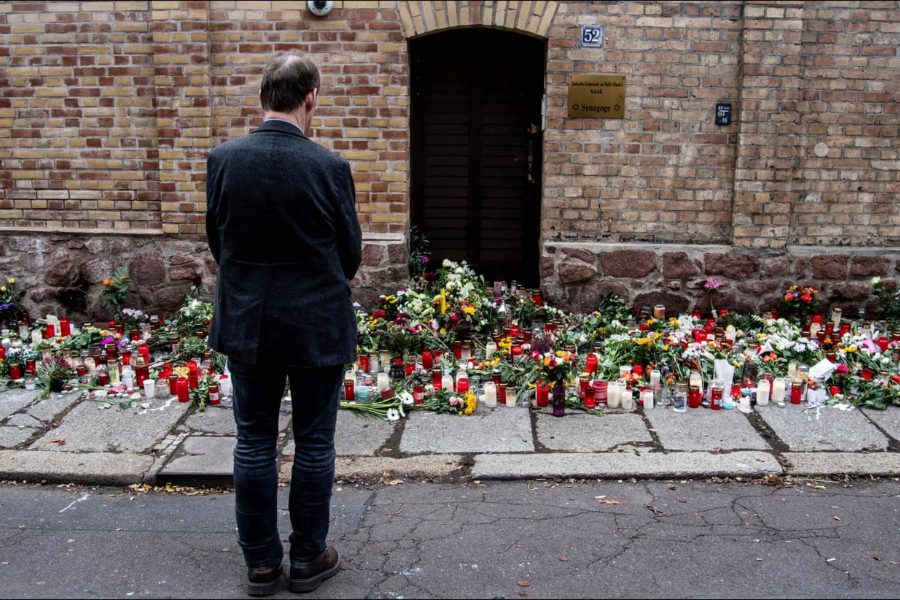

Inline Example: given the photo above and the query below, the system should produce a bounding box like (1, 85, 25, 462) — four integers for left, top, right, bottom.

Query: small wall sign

(716, 103, 732, 125)
(568, 75, 626, 119)
(582, 25, 604, 47)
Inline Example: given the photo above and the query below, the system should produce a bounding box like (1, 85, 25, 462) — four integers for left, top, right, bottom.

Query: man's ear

(258, 90, 262, 107)
(307, 88, 317, 112)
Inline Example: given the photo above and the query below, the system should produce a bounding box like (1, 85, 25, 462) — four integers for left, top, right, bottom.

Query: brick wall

(0, 1, 898, 318)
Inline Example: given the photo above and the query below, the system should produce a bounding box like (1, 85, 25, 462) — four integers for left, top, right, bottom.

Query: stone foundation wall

(0, 231, 407, 322)
(541, 242, 900, 317)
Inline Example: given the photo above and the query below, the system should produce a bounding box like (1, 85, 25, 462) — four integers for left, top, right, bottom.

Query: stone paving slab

(645, 408, 770, 451)
(0, 450, 153, 485)
(757, 405, 889, 452)
(284, 410, 396, 457)
(184, 404, 291, 436)
(536, 413, 652, 452)
(157, 436, 236, 479)
(28, 392, 83, 423)
(0, 389, 40, 421)
(400, 406, 534, 454)
(30, 395, 192, 453)
(861, 408, 900, 443)
(784, 452, 900, 477)
(0, 426, 34, 449)
(5, 414, 41, 429)
(472, 451, 783, 480)
(281, 455, 465, 482)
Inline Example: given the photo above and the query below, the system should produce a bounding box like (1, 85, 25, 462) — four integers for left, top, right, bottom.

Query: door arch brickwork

(396, 1, 560, 40)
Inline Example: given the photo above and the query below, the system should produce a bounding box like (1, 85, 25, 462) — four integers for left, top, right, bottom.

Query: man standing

(206, 52, 361, 596)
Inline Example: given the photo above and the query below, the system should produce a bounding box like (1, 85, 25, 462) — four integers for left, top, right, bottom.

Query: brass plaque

(567, 75, 626, 119)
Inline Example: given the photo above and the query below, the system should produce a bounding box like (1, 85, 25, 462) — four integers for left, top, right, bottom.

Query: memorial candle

(535, 381, 549, 408)
(176, 378, 190, 403)
(484, 382, 498, 408)
(772, 378, 786, 405)
(757, 379, 771, 406)
(607, 381, 621, 409)
(441, 373, 455, 393)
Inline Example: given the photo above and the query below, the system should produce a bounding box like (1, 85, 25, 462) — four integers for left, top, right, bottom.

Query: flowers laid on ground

(0, 278, 25, 323)
(5, 258, 900, 419)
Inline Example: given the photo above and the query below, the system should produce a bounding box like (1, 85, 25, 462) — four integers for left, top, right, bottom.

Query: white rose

(443, 259, 451, 268)
(872, 276, 882, 285)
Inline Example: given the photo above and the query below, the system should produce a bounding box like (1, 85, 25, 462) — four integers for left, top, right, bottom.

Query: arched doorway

(410, 29, 545, 287)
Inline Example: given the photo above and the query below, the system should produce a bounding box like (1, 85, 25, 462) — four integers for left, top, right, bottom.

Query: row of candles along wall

(343, 304, 894, 412)
(0, 315, 231, 405)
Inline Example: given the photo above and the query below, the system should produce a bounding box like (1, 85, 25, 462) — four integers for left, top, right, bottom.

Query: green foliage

(872, 278, 900, 328)
(0, 277, 26, 323)
(100, 266, 131, 318)
(408, 226, 431, 279)
(597, 294, 634, 326)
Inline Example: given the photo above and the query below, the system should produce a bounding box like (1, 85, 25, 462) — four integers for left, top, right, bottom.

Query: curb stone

(0, 450, 154, 486)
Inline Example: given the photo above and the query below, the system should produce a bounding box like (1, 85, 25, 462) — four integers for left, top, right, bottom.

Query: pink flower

(705, 277, 724, 290)
(836, 364, 849, 374)
(449, 397, 459, 406)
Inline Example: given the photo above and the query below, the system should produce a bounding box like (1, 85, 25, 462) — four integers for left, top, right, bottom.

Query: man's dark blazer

(206, 119, 362, 368)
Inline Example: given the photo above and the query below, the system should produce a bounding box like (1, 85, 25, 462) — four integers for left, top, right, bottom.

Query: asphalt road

(1, 478, 900, 599)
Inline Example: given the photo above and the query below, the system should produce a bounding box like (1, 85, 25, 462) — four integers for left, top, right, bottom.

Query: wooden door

(411, 29, 544, 287)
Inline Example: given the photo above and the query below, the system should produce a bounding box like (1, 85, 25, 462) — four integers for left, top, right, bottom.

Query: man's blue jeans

(229, 358, 343, 571)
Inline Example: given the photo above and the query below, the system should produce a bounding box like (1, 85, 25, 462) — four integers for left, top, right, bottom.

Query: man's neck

(264, 111, 307, 133)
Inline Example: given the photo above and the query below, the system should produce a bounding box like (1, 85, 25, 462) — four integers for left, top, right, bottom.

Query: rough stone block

(400, 406, 534, 454)
(850, 256, 890, 277)
(601, 250, 657, 278)
(128, 251, 166, 287)
(361, 244, 385, 267)
(810, 255, 848, 280)
(566, 280, 629, 314)
(633, 290, 690, 315)
(663, 252, 700, 279)
(558, 263, 596, 285)
(646, 408, 770, 451)
(704, 253, 761, 280)
(561, 247, 596, 265)
(756, 405, 888, 452)
(536, 413, 651, 452)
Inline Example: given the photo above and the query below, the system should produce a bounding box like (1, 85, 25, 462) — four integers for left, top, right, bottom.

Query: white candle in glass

(485, 341, 497, 358)
(441, 374, 455, 393)
(757, 380, 771, 406)
(369, 354, 380, 375)
(483, 382, 498, 408)
(143, 379, 156, 400)
(650, 370, 661, 387)
(641, 389, 654, 410)
(740, 395, 751, 411)
(622, 388, 634, 411)
(31, 330, 42, 346)
(787, 361, 798, 378)
(772, 378, 786, 405)
(810, 323, 821, 338)
(376, 373, 390, 392)
(607, 381, 621, 408)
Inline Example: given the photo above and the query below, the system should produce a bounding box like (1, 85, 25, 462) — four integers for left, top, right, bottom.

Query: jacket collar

(253, 118, 308, 139)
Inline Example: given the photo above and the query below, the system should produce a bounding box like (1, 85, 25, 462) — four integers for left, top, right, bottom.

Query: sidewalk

(1, 385, 900, 486)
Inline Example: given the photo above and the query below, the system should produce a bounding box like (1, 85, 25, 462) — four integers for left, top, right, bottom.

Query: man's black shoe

(289, 547, 341, 594)
(247, 564, 283, 597)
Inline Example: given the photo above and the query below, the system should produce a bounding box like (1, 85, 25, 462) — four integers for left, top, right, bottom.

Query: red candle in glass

(511, 345, 523, 362)
(98, 371, 109, 387)
(633, 365, 644, 378)
(121, 351, 131, 366)
(414, 385, 425, 405)
(580, 378, 590, 399)
(45, 324, 55, 339)
(60, 318, 71, 337)
(861, 368, 874, 381)
(817, 331, 827, 344)
(688, 387, 702, 409)
(840, 323, 852, 336)
(358, 354, 370, 373)
(711, 387, 724, 410)
(491, 371, 502, 386)
(532, 292, 542, 307)
(344, 379, 355, 401)
(432, 370, 442, 389)
(457, 378, 469, 395)
(791, 382, 804, 405)
(139, 344, 150, 362)
(176, 378, 190, 403)
(704, 324, 714, 335)
(116, 323, 125, 337)
(25, 358, 36, 373)
(188, 375, 199, 390)
(422, 349, 434, 371)
(453, 341, 462, 359)
(498, 384, 507, 405)
(168, 374, 179, 396)
(186, 360, 199, 376)
(381, 388, 393, 401)
(592, 381, 608, 406)
(108, 321, 117, 331)
(0, 348, 5, 361)
(586, 353, 598, 376)
(405, 360, 416, 378)
(510, 325, 520, 339)
(877, 337, 890, 353)
(536, 382, 549, 408)
(9, 363, 21, 380)
(584, 387, 596, 410)
(812, 314, 823, 325)
(131, 330, 140, 342)
(692, 310, 702, 320)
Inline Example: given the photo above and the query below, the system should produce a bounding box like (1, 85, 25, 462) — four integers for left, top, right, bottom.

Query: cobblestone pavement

(1, 479, 899, 598)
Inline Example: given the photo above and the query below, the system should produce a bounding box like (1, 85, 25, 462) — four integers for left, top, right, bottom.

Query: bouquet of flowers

(0, 277, 25, 323)
(101, 266, 131, 319)
(781, 285, 819, 320)
(36, 355, 75, 397)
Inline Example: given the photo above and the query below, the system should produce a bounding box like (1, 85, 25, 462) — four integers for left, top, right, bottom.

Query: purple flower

(422, 256, 429, 264)
(101, 337, 116, 347)
(705, 277, 724, 290)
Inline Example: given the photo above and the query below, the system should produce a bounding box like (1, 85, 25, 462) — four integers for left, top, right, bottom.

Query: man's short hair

(259, 51, 321, 113)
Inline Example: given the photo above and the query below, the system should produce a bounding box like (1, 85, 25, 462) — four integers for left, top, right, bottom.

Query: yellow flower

(733, 361, 741, 368)
(464, 306, 476, 316)
(7, 278, 13, 284)
(385, 295, 397, 304)
(440, 289, 447, 315)
(440, 328, 447, 335)
(664, 345, 670, 351)
(556, 351, 564, 358)
(0, 287, 5, 293)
